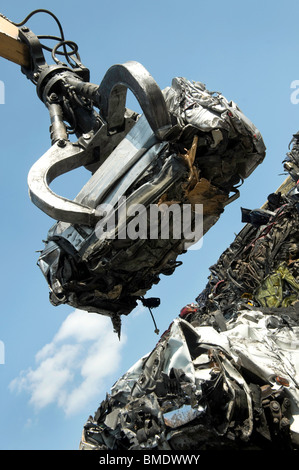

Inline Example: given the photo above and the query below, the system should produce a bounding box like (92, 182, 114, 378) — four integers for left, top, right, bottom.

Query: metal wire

(12, 9, 80, 68)
(51, 40, 80, 67)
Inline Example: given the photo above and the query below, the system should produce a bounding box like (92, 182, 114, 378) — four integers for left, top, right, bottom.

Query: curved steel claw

(98, 61, 172, 139)
(27, 141, 99, 226)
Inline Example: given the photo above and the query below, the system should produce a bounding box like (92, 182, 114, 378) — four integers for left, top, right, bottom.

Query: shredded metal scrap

(79, 133, 299, 450)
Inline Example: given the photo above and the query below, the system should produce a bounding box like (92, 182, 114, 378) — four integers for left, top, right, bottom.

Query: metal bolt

(283, 398, 291, 408)
(57, 139, 66, 148)
(21, 26, 29, 32)
(49, 93, 58, 102)
(280, 417, 290, 428)
(270, 401, 280, 411)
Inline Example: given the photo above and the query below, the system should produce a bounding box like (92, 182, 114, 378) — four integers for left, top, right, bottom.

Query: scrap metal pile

(79, 134, 299, 450)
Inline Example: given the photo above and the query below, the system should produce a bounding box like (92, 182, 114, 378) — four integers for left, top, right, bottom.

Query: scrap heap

(79, 133, 299, 450)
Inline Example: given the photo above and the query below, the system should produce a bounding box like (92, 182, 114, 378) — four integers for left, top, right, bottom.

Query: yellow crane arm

(0, 15, 30, 67)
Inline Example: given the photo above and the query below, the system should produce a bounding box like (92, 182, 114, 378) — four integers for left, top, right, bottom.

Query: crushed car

(35, 73, 265, 336)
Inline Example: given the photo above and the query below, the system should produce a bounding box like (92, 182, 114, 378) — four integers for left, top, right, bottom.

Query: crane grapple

(0, 10, 266, 335)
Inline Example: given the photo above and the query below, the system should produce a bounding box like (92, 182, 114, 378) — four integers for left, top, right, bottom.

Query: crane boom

(0, 15, 29, 67)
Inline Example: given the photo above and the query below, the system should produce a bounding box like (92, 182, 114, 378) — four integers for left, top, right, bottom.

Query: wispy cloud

(9, 309, 126, 415)
(131, 301, 146, 318)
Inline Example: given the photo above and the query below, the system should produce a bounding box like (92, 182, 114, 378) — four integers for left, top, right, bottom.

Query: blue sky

(1, 0, 299, 450)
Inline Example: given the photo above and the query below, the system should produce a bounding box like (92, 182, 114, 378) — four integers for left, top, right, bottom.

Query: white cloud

(9, 310, 126, 415)
(131, 301, 146, 318)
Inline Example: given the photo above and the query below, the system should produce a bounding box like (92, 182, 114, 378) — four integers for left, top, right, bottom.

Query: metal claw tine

(27, 141, 98, 225)
(98, 61, 172, 139)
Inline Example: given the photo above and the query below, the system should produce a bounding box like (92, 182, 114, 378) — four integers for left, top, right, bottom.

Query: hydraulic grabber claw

(27, 58, 173, 225)
(17, 20, 172, 225)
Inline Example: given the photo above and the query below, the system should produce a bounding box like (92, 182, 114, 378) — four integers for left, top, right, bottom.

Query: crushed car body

(80, 313, 299, 450)
(34, 74, 265, 336)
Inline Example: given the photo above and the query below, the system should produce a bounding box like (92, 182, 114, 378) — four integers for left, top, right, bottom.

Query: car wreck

(79, 134, 299, 451)
(34, 73, 265, 337)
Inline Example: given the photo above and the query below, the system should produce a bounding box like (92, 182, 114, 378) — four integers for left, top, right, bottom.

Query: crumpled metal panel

(37, 76, 265, 335)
